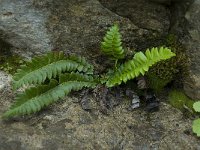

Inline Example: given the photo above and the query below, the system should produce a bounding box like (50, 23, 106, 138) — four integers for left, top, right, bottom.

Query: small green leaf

(101, 24, 125, 60)
(192, 119, 200, 137)
(193, 101, 200, 112)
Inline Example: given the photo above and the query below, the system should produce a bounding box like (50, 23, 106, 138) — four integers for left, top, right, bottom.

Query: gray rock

(182, 0, 200, 99)
(99, 0, 170, 41)
(0, 82, 200, 149)
(0, 71, 12, 91)
(0, 0, 170, 57)
(0, 0, 52, 56)
(149, 0, 172, 5)
(149, 0, 192, 5)
(0, 0, 199, 149)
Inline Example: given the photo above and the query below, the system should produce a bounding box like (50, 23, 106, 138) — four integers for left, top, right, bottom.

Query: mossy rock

(168, 89, 195, 113)
(147, 34, 189, 92)
(0, 54, 25, 74)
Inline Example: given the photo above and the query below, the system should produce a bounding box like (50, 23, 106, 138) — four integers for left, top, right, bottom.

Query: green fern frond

(67, 55, 94, 74)
(101, 24, 125, 60)
(3, 74, 96, 118)
(106, 47, 176, 87)
(59, 72, 95, 83)
(13, 52, 94, 90)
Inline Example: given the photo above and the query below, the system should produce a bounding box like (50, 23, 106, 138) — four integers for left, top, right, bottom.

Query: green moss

(0, 54, 25, 74)
(168, 89, 195, 113)
(147, 34, 189, 92)
(147, 73, 171, 94)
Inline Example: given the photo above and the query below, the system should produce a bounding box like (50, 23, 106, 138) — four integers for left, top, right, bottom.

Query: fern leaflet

(13, 52, 93, 90)
(101, 24, 125, 60)
(106, 47, 176, 87)
(3, 73, 96, 118)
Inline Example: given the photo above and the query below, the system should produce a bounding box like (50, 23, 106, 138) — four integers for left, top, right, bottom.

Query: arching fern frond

(13, 52, 94, 90)
(101, 24, 125, 60)
(59, 72, 95, 83)
(3, 73, 96, 118)
(106, 47, 176, 87)
(67, 55, 94, 74)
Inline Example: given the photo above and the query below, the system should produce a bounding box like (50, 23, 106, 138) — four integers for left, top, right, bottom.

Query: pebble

(0, 71, 12, 91)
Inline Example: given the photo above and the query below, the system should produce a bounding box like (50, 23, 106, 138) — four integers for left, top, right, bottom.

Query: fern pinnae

(13, 52, 94, 90)
(3, 74, 97, 118)
(67, 55, 94, 74)
(106, 47, 175, 87)
(59, 72, 95, 83)
(10, 80, 58, 110)
(101, 24, 125, 60)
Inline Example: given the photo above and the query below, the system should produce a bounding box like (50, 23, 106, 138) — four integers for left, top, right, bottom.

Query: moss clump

(147, 73, 171, 94)
(168, 89, 195, 113)
(0, 54, 25, 74)
(146, 34, 189, 93)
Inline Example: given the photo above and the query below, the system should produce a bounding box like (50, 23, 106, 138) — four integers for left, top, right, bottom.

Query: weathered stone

(99, 0, 170, 50)
(149, 0, 192, 5)
(0, 0, 199, 149)
(181, 0, 200, 99)
(0, 71, 11, 91)
(0, 0, 52, 56)
(0, 0, 170, 58)
(0, 75, 200, 149)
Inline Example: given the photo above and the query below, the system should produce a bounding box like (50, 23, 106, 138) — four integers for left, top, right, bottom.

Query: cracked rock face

(0, 71, 11, 91)
(182, 0, 200, 99)
(0, 0, 52, 56)
(0, 78, 200, 149)
(0, 0, 170, 57)
(99, 0, 170, 33)
(0, 0, 200, 149)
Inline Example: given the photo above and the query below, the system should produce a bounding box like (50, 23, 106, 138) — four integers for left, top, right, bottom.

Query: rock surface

(0, 75, 200, 149)
(99, 0, 170, 50)
(0, 0, 170, 57)
(0, 0, 200, 149)
(0, 0, 52, 56)
(181, 0, 200, 99)
(0, 71, 11, 91)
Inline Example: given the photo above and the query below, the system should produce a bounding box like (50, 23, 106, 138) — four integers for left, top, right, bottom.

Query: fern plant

(3, 24, 176, 119)
(13, 52, 93, 90)
(106, 47, 176, 87)
(3, 52, 97, 118)
(101, 24, 125, 60)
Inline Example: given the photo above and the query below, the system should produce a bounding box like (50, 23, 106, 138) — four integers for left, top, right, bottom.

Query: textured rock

(0, 0, 199, 149)
(0, 0, 52, 56)
(0, 71, 11, 91)
(99, 0, 170, 49)
(149, 0, 192, 5)
(181, 0, 200, 99)
(0, 76, 199, 149)
(0, 0, 170, 57)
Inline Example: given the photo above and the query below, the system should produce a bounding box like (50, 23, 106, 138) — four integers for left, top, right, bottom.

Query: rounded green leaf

(193, 101, 200, 112)
(192, 119, 200, 137)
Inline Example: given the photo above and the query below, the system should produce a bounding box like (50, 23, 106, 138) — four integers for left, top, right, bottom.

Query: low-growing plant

(168, 89, 195, 112)
(2, 25, 175, 118)
(192, 101, 200, 137)
(168, 89, 200, 136)
(147, 34, 189, 93)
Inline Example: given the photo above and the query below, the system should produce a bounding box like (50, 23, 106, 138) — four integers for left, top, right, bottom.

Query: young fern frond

(3, 73, 96, 118)
(101, 25, 125, 60)
(106, 47, 176, 87)
(13, 52, 93, 90)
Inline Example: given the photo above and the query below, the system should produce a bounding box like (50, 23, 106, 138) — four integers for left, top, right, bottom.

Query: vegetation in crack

(147, 34, 189, 93)
(2, 25, 175, 119)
